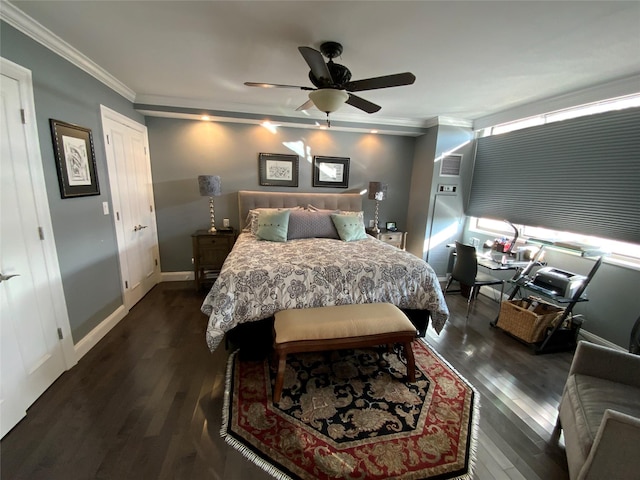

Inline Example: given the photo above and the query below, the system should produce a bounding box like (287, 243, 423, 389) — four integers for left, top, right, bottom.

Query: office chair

(444, 241, 505, 317)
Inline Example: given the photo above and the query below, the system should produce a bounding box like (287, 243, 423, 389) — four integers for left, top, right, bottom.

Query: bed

(202, 190, 449, 351)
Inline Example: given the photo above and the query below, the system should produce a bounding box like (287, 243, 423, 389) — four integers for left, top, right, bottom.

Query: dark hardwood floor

(1, 281, 573, 479)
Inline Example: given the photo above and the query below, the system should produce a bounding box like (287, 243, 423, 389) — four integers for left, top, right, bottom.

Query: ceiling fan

(245, 41, 416, 126)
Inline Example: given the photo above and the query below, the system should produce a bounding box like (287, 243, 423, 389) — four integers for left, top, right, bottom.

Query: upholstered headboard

(238, 190, 363, 227)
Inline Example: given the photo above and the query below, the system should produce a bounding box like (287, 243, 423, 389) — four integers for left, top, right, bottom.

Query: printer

(532, 267, 587, 298)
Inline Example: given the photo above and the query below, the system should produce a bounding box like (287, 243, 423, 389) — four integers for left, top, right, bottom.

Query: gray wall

(146, 117, 416, 271)
(406, 127, 438, 259)
(406, 125, 475, 263)
(1, 22, 144, 342)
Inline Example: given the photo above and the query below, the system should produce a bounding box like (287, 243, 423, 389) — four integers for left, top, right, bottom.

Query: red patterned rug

(221, 339, 478, 480)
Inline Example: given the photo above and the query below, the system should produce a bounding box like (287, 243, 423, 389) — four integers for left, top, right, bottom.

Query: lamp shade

(368, 182, 387, 201)
(309, 89, 349, 113)
(198, 175, 221, 196)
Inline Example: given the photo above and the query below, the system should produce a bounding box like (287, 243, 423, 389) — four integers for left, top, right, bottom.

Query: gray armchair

(557, 341, 640, 480)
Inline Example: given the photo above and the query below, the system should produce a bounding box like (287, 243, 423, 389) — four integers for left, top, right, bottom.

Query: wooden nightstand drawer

(192, 229, 235, 291)
(370, 230, 407, 250)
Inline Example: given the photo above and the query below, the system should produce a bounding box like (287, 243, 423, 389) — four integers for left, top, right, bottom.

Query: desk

(476, 251, 531, 271)
(446, 244, 529, 272)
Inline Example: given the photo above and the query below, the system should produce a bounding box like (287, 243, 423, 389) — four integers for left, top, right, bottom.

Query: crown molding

(133, 93, 441, 130)
(1, 1, 136, 101)
(135, 103, 432, 137)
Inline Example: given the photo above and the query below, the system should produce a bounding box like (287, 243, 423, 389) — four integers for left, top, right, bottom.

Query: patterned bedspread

(202, 233, 449, 351)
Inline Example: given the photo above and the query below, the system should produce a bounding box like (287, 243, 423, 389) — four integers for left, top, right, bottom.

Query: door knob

(0, 273, 20, 283)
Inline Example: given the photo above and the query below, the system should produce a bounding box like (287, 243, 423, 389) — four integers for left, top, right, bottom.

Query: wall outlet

(223, 218, 230, 228)
(369, 219, 375, 228)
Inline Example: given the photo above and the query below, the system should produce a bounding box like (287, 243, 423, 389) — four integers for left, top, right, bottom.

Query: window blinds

(467, 107, 640, 244)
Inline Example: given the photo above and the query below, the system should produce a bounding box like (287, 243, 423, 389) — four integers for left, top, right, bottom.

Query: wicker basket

(497, 298, 564, 343)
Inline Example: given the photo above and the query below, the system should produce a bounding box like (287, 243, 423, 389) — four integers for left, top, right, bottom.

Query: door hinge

(125, 280, 128, 289)
(57, 328, 63, 340)
(150, 205, 153, 213)
(106, 134, 110, 145)
(155, 259, 158, 266)
(20, 109, 26, 124)
(116, 212, 120, 221)
(38, 226, 44, 240)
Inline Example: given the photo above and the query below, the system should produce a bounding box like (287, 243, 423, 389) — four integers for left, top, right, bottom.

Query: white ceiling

(5, 1, 640, 131)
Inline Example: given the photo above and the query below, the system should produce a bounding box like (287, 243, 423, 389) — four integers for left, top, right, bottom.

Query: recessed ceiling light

(201, 115, 211, 121)
(261, 121, 279, 133)
(370, 130, 378, 134)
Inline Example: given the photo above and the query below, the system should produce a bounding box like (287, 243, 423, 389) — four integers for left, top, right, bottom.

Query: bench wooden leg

(404, 341, 416, 382)
(273, 351, 287, 404)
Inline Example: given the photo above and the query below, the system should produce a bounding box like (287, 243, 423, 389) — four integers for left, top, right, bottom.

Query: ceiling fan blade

(298, 46, 333, 84)
(346, 94, 381, 114)
(296, 99, 315, 111)
(245, 82, 314, 90)
(345, 72, 416, 92)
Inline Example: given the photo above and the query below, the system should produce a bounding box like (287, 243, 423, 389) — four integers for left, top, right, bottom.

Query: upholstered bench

(272, 303, 417, 403)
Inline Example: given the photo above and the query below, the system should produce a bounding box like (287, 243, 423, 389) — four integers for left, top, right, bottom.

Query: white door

(1, 60, 74, 438)
(101, 107, 160, 309)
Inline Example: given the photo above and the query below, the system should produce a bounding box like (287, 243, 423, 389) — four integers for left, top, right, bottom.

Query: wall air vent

(440, 154, 462, 177)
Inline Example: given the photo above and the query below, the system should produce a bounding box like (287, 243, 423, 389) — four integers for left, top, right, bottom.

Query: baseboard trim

(161, 271, 194, 282)
(74, 305, 128, 361)
(578, 329, 625, 351)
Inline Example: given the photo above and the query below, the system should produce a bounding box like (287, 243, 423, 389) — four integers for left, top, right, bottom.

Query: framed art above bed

(258, 153, 299, 187)
(313, 156, 350, 188)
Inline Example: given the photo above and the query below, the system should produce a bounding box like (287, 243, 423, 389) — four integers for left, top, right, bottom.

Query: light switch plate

(102, 202, 109, 215)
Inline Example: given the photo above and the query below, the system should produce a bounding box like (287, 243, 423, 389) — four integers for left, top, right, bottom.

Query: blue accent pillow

(330, 213, 367, 242)
(256, 210, 290, 242)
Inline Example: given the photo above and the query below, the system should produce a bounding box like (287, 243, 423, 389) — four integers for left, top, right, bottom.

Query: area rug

(221, 339, 478, 480)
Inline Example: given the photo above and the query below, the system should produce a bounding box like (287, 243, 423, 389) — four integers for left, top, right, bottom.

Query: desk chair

(444, 241, 505, 317)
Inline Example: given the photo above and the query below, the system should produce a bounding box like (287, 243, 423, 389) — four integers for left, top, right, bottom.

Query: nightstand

(367, 229, 407, 250)
(192, 229, 235, 291)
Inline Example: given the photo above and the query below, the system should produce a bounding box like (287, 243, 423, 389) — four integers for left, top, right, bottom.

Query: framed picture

(258, 153, 299, 187)
(312, 156, 350, 188)
(386, 222, 398, 232)
(49, 119, 99, 198)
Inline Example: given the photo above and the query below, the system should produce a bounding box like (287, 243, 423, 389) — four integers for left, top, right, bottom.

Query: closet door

(101, 107, 160, 309)
(1, 60, 73, 438)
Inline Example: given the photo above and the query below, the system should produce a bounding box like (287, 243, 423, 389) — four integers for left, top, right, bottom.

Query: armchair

(556, 341, 640, 480)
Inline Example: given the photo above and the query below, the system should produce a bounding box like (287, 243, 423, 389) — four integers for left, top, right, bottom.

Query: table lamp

(198, 175, 221, 232)
(368, 181, 387, 234)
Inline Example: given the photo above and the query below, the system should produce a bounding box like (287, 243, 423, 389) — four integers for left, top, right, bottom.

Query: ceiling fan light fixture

(308, 89, 348, 114)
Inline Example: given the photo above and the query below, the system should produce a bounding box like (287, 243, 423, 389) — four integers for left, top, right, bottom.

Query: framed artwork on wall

(49, 119, 100, 198)
(312, 156, 350, 188)
(258, 153, 299, 187)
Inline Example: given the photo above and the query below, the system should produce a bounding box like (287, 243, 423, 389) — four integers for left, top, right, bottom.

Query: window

(479, 93, 640, 138)
(470, 217, 640, 268)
